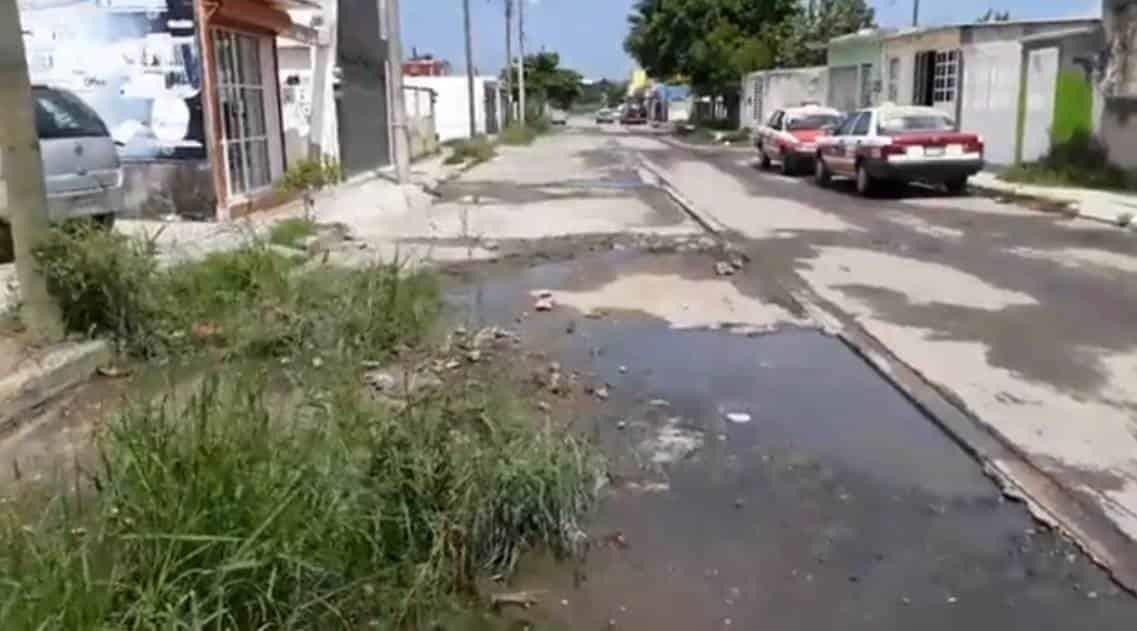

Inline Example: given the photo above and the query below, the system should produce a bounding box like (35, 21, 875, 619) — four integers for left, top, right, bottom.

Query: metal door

(960, 41, 1021, 165)
(1022, 47, 1059, 163)
(829, 66, 859, 113)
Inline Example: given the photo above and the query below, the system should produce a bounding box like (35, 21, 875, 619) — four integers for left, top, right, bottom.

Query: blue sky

(402, 1, 1102, 81)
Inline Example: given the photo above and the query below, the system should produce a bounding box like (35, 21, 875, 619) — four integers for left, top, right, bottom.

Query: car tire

(814, 156, 831, 187)
(855, 163, 876, 197)
(759, 150, 771, 170)
(945, 177, 968, 196)
(0, 219, 12, 264)
(782, 155, 796, 176)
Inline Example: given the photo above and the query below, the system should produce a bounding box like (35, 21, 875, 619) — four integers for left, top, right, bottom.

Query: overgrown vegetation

(11, 225, 601, 629)
(277, 157, 344, 219)
(0, 359, 597, 629)
(444, 136, 497, 166)
(268, 217, 318, 249)
(33, 224, 439, 361)
(1000, 131, 1137, 193)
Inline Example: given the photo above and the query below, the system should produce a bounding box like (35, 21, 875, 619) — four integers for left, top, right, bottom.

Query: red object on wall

(403, 58, 450, 77)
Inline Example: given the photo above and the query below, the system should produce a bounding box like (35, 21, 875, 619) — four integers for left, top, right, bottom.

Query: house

(742, 67, 828, 130)
(404, 53, 451, 77)
(826, 28, 894, 112)
(404, 76, 503, 141)
(18, 0, 394, 221)
(277, 3, 339, 171)
(1099, 0, 1137, 168)
(878, 18, 1101, 166)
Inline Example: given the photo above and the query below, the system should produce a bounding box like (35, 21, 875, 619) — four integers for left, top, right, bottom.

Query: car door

(846, 110, 874, 173)
(826, 112, 862, 175)
(761, 110, 784, 155)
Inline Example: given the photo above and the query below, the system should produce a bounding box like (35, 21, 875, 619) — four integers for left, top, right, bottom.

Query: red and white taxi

(754, 104, 844, 175)
(814, 105, 984, 195)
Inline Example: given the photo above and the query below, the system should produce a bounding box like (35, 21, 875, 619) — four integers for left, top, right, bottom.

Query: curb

(970, 181, 1134, 229)
(0, 339, 112, 435)
(643, 153, 1137, 593)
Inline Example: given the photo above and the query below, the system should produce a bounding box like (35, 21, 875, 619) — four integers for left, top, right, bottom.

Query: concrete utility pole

(504, 0, 513, 124)
(517, 0, 526, 126)
(0, 0, 63, 342)
(462, 0, 477, 138)
(386, 0, 410, 182)
(912, 0, 920, 26)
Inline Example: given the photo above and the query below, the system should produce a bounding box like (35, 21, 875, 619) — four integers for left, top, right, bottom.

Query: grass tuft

(1001, 131, 1137, 193)
(444, 136, 496, 166)
(268, 218, 317, 249)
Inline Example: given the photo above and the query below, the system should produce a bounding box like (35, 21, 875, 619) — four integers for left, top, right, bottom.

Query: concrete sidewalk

(972, 171, 1137, 229)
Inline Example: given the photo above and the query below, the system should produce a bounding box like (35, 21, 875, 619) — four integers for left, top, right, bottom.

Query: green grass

(268, 218, 317, 249)
(1000, 131, 1137, 193)
(0, 368, 598, 629)
(33, 224, 440, 362)
(13, 225, 601, 629)
(444, 136, 496, 166)
(499, 123, 539, 146)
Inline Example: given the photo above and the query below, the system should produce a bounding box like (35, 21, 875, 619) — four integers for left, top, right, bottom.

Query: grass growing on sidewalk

(1000, 132, 1137, 193)
(0, 367, 598, 629)
(268, 217, 317, 248)
(33, 224, 440, 361)
(444, 136, 496, 166)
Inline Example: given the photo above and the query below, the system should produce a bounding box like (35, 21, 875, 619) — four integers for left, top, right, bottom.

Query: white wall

(404, 76, 501, 141)
(742, 67, 828, 128)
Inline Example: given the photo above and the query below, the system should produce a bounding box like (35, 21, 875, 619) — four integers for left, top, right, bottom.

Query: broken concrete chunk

(714, 261, 735, 276)
(534, 296, 555, 311)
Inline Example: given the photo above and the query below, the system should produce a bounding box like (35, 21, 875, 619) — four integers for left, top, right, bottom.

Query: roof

(829, 28, 897, 45)
(880, 16, 1100, 41)
(782, 104, 842, 117)
(1018, 25, 1101, 43)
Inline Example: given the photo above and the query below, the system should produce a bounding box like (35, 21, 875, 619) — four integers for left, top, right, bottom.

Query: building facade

(827, 29, 891, 113)
(1100, 0, 1137, 168)
(742, 66, 828, 131)
(403, 55, 450, 77)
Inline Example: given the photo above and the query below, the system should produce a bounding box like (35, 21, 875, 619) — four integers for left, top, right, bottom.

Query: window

(932, 50, 959, 103)
(887, 57, 900, 102)
(785, 114, 843, 131)
(32, 87, 108, 139)
(213, 29, 271, 197)
(767, 110, 784, 130)
(851, 111, 872, 136)
(859, 63, 873, 108)
(835, 112, 861, 136)
(878, 112, 956, 134)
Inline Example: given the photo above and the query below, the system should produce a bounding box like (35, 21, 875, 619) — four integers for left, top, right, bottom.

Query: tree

(503, 52, 583, 112)
(777, 0, 876, 67)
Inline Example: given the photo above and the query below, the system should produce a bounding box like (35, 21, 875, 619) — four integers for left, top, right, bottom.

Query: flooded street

(447, 246, 1137, 630)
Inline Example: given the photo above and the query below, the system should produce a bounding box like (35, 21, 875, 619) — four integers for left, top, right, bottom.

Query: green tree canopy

(625, 0, 875, 96)
(504, 52, 584, 110)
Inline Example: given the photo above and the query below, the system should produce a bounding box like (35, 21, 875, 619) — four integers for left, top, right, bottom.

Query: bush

(499, 123, 539, 145)
(1000, 131, 1137, 192)
(444, 136, 496, 166)
(34, 226, 440, 361)
(0, 359, 598, 629)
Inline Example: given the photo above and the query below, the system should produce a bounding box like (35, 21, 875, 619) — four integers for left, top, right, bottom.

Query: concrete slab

(0, 339, 111, 433)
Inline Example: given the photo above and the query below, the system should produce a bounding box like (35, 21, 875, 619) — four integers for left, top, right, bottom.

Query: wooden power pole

(462, 0, 477, 138)
(504, 0, 513, 124)
(912, 0, 920, 26)
(517, 0, 526, 126)
(0, 0, 63, 342)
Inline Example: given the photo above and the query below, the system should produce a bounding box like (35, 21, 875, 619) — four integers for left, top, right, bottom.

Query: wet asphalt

(447, 245, 1137, 630)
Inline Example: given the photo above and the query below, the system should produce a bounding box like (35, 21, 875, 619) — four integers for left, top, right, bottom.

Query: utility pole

(517, 0, 526, 126)
(462, 0, 477, 138)
(386, 0, 410, 182)
(504, 0, 513, 124)
(0, 0, 63, 342)
(912, 0, 920, 26)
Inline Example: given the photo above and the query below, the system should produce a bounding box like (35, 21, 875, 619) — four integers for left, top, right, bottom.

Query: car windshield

(786, 114, 842, 131)
(33, 87, 108, 139)
(878, 113, 955, 134)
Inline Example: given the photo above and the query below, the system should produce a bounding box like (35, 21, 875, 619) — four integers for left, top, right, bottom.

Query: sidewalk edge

(0, 340, 111, 435)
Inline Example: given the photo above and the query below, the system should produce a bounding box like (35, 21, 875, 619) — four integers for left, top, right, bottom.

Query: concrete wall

(828, 34, 884, 111)
(1101, 0, 1137, 168)
(404, 76, 501, 141)
(742, 67, 828, 129)
(121, 160, 216, 220)
(336, 0, 390, 176)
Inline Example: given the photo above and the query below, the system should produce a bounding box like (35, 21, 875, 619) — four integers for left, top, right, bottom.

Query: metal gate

(960, 41, 1021, 165)
(829, 66, 858, 112)
(1022, 47, 1059, 163)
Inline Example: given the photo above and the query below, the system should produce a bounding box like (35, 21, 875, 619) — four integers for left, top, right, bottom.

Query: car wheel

(781, 155, 796, 176)
(759, 150, 771, 170)
(0, 220, 12, 264)
(855, 163, 875, 196)
(945, 177, 968, 196)
(814, 156, 831, 187)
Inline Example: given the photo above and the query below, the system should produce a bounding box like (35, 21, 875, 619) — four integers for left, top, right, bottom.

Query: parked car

(814, 105, 984, 196)
(754, 104, 844, 175)
(595, 108, 616, 124)
(620, 103, 647, 125)
(0, 85, 123, 262)
(549, 108, 569, 125)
